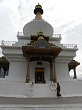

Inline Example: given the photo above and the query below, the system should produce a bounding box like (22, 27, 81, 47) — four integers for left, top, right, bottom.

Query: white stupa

(0, 4, 81, 97)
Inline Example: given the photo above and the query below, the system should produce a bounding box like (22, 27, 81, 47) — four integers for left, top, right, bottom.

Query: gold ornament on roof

(37, 30, 44, 40)
(35, 3, 42, 9)
(37, 30, 43, 35)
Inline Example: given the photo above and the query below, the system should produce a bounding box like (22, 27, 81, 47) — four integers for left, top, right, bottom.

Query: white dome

(23, 19, 54, 37)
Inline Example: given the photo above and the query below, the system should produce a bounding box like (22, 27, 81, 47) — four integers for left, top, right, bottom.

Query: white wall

(55, 62, 72, 81)
(0, 79, 82, 98)
(30, 61, 50, 83)
(14, 40, 31, 46)
(60, 80, 82, 97)
(7, 60, 27, 82)
(0, 80, 30, 96)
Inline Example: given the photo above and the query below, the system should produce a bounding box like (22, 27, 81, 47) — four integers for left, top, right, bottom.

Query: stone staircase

(28, 83, 56, 98)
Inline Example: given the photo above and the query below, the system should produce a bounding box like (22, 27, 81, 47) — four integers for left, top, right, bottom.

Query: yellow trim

(35, 68, 44, 72)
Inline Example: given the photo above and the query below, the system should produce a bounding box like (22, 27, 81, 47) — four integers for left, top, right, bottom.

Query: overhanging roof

(22, 45, 62, 59)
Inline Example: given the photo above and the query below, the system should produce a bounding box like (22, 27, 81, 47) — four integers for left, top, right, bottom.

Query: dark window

(37, 62, 42, 65)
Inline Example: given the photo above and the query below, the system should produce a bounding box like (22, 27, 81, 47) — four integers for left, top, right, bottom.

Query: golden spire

(35, 12, 42, 20)
(34, 3, 43, 20)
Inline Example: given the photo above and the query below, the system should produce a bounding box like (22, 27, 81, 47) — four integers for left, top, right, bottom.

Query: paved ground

(0, 96, 82, 105)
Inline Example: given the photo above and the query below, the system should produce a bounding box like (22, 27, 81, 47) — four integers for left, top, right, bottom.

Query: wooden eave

(22, 45, 62, 58)
(0, 57, 9, 68)
(68, 60, 80, 70)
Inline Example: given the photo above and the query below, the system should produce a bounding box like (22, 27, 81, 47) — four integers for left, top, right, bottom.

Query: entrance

(35, 68, 45, 83)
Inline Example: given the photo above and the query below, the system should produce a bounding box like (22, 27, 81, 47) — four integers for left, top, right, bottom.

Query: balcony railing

(1, 40, 17, 46)
(53, 34, 61, 38)
(17, 32, 61, 38)
(62, 44, 77, 49)
(1, 40, 77, 49)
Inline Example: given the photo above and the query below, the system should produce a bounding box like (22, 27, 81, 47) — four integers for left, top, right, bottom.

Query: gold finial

(35, 3, 42, 9)
(34, 3, 43, 20)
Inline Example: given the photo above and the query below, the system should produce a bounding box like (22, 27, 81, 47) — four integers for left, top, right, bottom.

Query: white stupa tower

(0, 4, 81, 97)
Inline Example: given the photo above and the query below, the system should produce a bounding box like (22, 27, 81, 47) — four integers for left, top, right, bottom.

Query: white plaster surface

(23, 20, 54, 36)
(8, 61, 27, 81)
(59, 80, 82, 97)
(30, 61, 50, 82)
(0, 80, 82, 98)
(55, 62, 71, 81)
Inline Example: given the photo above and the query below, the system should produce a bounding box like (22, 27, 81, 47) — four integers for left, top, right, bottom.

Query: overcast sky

(0, 0, 82, 79)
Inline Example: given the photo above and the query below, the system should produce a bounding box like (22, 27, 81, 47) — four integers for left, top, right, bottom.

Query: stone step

(29, 84, 56, 97)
